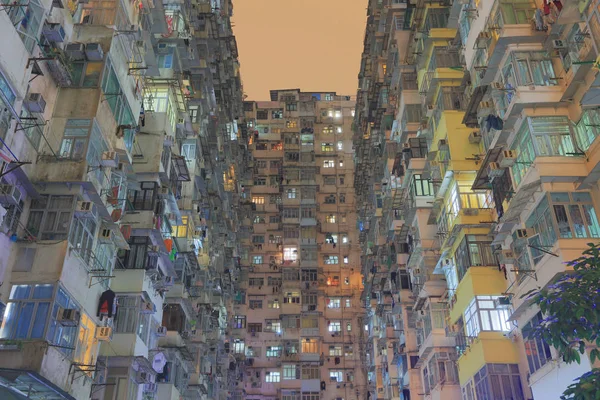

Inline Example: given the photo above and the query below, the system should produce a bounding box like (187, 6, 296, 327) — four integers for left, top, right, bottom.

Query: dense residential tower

(0, 0, 246, 399)
(237, 89, 368, 400)
(354, 0, 600, 400)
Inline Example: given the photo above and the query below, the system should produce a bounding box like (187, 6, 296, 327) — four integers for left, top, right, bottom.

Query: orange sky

(232, 0, 367, 100)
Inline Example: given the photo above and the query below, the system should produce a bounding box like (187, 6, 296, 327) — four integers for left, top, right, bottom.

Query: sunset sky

(232, 0, 366, 100)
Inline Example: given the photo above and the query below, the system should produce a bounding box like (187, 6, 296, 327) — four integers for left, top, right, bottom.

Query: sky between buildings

(232, 0, 367, 100)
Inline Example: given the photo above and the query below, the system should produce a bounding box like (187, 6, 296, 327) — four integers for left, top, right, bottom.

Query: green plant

(521, 243, 600, 400)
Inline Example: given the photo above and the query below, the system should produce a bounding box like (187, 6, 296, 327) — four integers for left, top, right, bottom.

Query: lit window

(323, 126, 333, 134)
(336, 126, 343, 134)
(351, 109, 355, 117)
(252, 196, 265, 204)
(329, 345, 342, 356)
(326, 214, 336, 223)
(302, 338, 318, 353)
(328, 110, 334, 117)
(342, 235, 349, 244)
(334, 111, 342, 118)
(346, 322, 352, 331)
(345, 299, 351, 308)
(266, 346, 282, 357)
(330, 370, 344, 382)
(324, 255, 339, 265)
(344, 345, 353, 356)
(287, 188, 297, 199)
(328, 321, 341, 332)
(321, 142, 334, 152)
(284, 247, 298, 261)
(265, 371, 280, 383)
(339, 160, 344, 167)
(328, 298, 341, 309)
(283, 364, 298, 380)
(252, 255, 263, 264)
(343, 256, 349, 264)
(337, 141, 343, 150)
(268, 300, 280, 309)
(233, 339, 245, 354)
(323, 160, 335, 168)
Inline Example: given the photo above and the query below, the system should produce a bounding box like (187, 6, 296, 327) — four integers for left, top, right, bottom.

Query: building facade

(0, 0, 246, 399)
(354, 0, 600, 400)
(237, 89, 368, 400)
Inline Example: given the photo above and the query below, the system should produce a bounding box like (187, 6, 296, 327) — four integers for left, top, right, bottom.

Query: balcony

(480, 0, 548, 85)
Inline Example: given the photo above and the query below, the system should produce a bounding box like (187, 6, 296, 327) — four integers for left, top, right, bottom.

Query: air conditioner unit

(499, 249, 516, 264)
(515, 228, 535, 239)
(468, 131, 481, 144)
(552, 39, 566, 49)
(96, 326, 113, 341)
(479, 101, 493, 109)
(24, 93, 47, 113)
(85, 43, 104, 61)
(413, 267, 421, 275)
(426, 105, 435, 117)
(57, 307, 80, 326)
(0, 184, 23, 205)
(492, 82, 504, 90)
(163, 135, 175, 146)
(42, 22, 66, 43)
(100, 151, 120, 168)
(99, 228, 112, 243)
(487, 162, 505, 179)
(157, 326, 168, 336)
(494, 296, 512, 309)
(75, 201, 96, 218)
(163, 276, 174, 286)
(498, 150, 517, 168)
(64, 43, 86, 60)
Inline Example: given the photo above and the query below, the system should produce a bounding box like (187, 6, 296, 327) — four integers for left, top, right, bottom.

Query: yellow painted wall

(457, 331, 521, 384)
(449, 267, 508, 324)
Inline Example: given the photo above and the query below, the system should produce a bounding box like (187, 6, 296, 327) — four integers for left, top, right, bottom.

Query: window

(1, 284, 55, 341)
(286, 119, 298, 128)
(249, 300, 263, 309)
(323, 175, 336, 186)
(325, 195, 337, 204)
(302, 269, 318, 282)
(329, 345, 342, 356)
(257, 110, 268, 120)
(69, 214, 98, 264)
(323, 126, 333, 134)
(272, 110, 283, 119)
(253, 256, 263, 264)
(336, 126, 343, 134)
(283, 364, 299, 380)
(330, 370, 343, 382)
(471, 364, 525, 400)
(283, 291, 300, 304)
(283, 269, 300, 281)
(334, 110, 342, 119)
(254, 176, 267, 185)
(337, 141, 343, 151)
(26, 195, 75, 240)
(265, 371, 280, 383)
(284, 226, 299, 239)
(342, 235, 349, 244)
(522, 312, 552, 375)
(247, 323, 262, 333)
(266, 345, 282, 357)
(252, 196, 265, 205)
(343, 256, 349, 264)
(301, 366, 320, 379)
(328, 321, 341, 332)
(413, 174, 435, 197)
(59, 119, 92, 160)
(233, 339, 245, 354)
(454, 235, 496, 280)
(287, 188, 297, 199)
(252, 235, 265, 244)
(344, 345, 353, 357)
(323, 160, 335, 168)
(269, 216, 281, 223)
(324, 255, 338, 265)
(346, 321, 352, 331)
(248, 278, 264, 287)
(103, 58, 136, 151)
(234, 316, 246, 329)
(302, 339, 318, 353)
(268, 300, 280, 309)
(321, 142, 334, 152)
(345, 299, 351, 308)
(328, 298, 341, 309)
(464, 296, 511, 337)
(283, 208, 299, 218)
(284, 247, 298, 261)
(325, 214, 336, 223)
(285, 103, 297, 111)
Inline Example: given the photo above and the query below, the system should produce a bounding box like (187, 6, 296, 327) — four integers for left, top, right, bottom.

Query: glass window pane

(33, 284, 54, 299)
(569, 205, 587, 238)
(583, 205, 600, 238)
(10, 285, 32, 300)
(15, 302, 34, 338)
(0, 303, 18, 338)
(31, 302, 50, 338)
(553, 205, 572, 238)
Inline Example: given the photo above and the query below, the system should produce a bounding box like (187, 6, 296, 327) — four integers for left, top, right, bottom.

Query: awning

(499, 180, 542, 224)
(0, 369, 76, 400)
(461, 85, 489, 128)
(171, 155, 191, 182)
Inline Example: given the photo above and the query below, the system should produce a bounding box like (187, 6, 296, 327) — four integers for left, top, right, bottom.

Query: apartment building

(354, 0, 600, 400)
(234, 89, 367, 400)
(0, 0, 246, 399)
